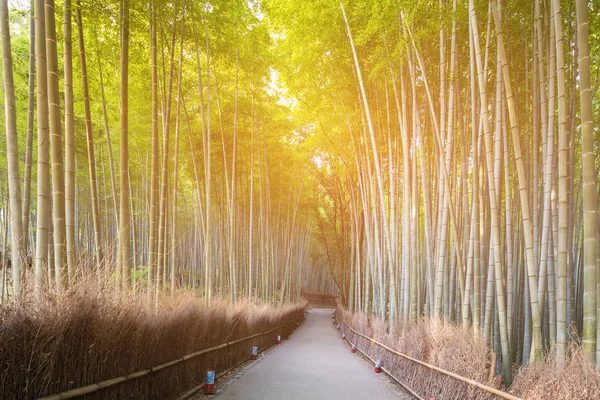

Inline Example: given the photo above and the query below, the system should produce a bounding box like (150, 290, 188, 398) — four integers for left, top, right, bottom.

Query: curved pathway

(215, 308, 409, 400)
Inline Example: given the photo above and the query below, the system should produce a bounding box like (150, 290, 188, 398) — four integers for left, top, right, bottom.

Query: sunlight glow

(312, 156, 324, 168)
(266, 67, 298, 109)
(247, 0, 265, 21)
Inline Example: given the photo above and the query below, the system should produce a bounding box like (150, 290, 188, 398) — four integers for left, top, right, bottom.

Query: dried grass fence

(336, 307, 600, 400)
(0, 285, 306, 400)
(335, 307, 509, 400)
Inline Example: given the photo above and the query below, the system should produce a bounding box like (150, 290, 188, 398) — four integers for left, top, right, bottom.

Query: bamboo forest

(0, 0, 600, 399)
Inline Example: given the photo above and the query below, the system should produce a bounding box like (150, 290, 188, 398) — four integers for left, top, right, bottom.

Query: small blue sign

(206, 370, 215, 384)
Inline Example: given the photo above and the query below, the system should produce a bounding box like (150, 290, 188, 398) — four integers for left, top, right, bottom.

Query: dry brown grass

(0, 281, 306, 399)
(510, 346, 600, 399)
(338, 306, 600, 400)
(337, 307, 499, 400)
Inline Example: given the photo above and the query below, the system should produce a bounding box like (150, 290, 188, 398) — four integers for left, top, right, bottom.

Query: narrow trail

(214, 308, 410, 400)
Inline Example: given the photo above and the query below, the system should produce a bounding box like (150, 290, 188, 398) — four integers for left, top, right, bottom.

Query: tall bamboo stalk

(0, 0, 24, 297)
(575, 0, 598, 363)
(34, 0, 50, 294)
(63, 0, 75, 283)
(45, 0, 67, 288)
(76, 1, 102, 271)
(118, 0, 132, 287)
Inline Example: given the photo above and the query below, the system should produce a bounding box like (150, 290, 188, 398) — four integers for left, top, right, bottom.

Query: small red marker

(205, 369, 215, 394)
(250, 346, 258, 360)
(374, 360, 381, 373)
(276, 335, 281, 344)
(351, 344, 356, 353)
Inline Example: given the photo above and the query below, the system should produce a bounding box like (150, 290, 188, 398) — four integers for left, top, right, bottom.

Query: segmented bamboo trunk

(34, 0, 50, 293)
(22, 0, 35, 260)
(63, 0, 75, 284)
(229, 37, 239, 302)
(118, 0, 132, 287)
(248, 95, 254, 300)
(97, 45, 118, 229)
(0, 0, 24, 297)
(171, 10, 185, 295)
(550, 0, 569, 365)
(575, 0, 598, 363)
(148, 0, 159, 300)
(203, 28, 213, 300)
(45, 0, 67, 288)
(76, 1, 102, 271)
